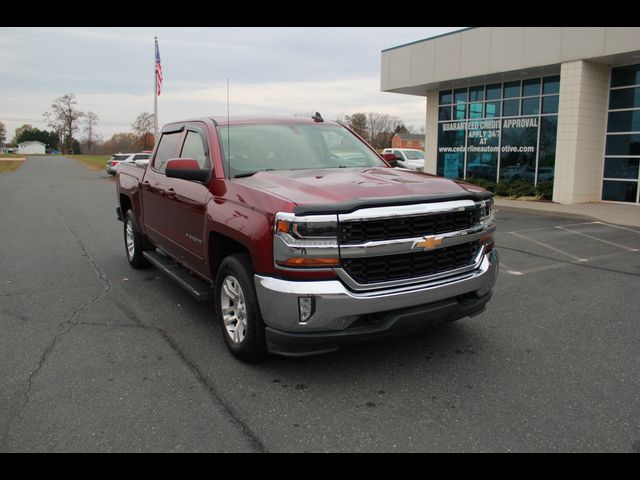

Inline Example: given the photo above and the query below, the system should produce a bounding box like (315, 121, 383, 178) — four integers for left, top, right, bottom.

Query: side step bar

(143, 250, 215, 301)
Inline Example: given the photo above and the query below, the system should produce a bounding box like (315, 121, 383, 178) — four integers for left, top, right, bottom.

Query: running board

(143, 250, 215, 301)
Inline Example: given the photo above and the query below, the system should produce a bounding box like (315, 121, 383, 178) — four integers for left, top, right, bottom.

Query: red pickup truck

(116, 116, 498, 362)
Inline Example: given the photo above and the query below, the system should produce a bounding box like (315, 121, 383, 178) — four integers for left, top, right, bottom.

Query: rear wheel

(124, 210, 149, 269)
(215, 254, 267, 362)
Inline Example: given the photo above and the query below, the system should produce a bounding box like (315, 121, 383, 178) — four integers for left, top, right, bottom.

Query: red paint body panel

(116, 117, 487, 284)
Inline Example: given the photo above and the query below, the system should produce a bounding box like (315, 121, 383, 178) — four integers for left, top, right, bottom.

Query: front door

(142, 128, 184, 244)
(161, 125, 211, 276)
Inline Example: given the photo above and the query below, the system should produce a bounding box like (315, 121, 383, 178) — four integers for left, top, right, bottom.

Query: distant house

(391, 133, 425, 150)
(17, 141, 46, 155)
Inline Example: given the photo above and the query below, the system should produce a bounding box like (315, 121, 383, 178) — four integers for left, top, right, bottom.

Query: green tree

(15, 127, 59, 151)
(12, 124, 33, 144)
(344, 113, 369, 141)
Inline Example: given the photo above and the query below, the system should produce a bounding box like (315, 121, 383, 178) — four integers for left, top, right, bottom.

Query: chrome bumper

(254, 249, 499, 334)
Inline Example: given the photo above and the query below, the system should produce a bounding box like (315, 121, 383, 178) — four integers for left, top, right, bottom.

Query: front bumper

(254, 249, 499, 356)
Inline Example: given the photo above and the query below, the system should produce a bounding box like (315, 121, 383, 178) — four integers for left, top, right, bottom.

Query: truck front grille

(338, 207, 482, 245)
(341, 241, 479, 284)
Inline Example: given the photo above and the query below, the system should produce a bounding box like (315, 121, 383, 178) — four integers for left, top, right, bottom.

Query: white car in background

(382, 148, 425, 171)
(106, 153, 151, 175)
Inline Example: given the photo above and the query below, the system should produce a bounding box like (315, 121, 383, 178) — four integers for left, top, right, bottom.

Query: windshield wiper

(233, 168, 274, 178)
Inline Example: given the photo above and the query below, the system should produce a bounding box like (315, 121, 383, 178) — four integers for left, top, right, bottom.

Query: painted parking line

(554, 226, 639, 252)
(509, 231, 589, 262)
(498, 259, 524, 276)
(592, 221, 640, 235)
(501, 222, 598, 236)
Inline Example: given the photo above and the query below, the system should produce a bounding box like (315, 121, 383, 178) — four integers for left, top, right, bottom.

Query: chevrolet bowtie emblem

(412, 235, 443, 250)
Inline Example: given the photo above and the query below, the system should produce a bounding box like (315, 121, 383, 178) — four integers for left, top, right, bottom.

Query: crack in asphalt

(109, 298, 268, 453)
(2, 209, 267, 452)
(0, 211, 111, 449)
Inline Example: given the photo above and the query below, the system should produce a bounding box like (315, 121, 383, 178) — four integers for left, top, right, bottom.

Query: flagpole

(154, 36, 158, 138)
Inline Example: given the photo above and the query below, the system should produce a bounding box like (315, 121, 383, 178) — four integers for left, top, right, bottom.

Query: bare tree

(132, 112, 156, 150)
(83, 112, 100, 154)
(0, 121, 6, 145)
(44, 94, 84, 154)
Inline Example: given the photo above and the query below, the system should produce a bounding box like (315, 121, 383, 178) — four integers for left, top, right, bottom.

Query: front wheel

(124, 210, 149, 269)
(215, 254, 267, 362)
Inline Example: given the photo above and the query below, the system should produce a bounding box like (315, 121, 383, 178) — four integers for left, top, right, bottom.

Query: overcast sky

(0, 27, 464, 142)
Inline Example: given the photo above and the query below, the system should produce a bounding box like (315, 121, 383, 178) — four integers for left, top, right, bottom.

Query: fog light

(298, 297, 315, 323)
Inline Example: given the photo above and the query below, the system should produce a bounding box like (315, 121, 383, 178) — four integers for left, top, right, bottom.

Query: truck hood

(234, 167, 487, 213)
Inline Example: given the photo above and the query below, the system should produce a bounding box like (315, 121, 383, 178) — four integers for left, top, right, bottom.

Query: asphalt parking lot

(1, 156, 639, 452)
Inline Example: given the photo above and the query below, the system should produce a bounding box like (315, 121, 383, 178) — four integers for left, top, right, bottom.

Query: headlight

(480, 198, 496, 252)
(481, 198, 495, 226)
(274, 213, 339, 268)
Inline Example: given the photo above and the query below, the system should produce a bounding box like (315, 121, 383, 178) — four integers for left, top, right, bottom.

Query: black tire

(214, 253, 268, 362)
(124, 210, 149, 269)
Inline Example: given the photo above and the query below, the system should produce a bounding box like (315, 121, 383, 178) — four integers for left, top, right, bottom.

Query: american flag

(155, 40, 163, 96)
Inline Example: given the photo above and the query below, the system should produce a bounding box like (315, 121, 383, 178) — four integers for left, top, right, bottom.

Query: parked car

(501, 165, 535, 182)
(116, 116, 498, 362)
(382, 148, 425, 171)
(106, 153, 151, 175)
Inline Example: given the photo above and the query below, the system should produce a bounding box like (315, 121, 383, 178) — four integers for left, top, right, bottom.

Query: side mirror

(165, 158, 211, 183)
(382, 153, 399, 167)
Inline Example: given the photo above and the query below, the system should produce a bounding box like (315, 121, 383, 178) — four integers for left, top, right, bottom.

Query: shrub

(458, 176, 554, 200)
(536, 181, 554, 200)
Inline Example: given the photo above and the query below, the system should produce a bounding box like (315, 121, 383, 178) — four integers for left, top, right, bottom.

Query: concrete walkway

(495, 198, 640, 227)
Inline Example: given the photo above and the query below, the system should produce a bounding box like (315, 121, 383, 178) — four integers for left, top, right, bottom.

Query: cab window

(180, 131, 210, 169)
(153, 131, 182, 172)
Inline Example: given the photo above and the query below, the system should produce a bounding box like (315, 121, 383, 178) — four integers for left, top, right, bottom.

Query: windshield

(403, 150, 424, 160)
(217, 123, 385, 177)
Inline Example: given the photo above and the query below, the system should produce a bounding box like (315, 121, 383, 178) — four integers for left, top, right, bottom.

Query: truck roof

(161, 116, 341, 130)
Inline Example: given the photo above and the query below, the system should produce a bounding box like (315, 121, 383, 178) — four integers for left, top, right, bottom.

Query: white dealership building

(381, 27, 640, 205)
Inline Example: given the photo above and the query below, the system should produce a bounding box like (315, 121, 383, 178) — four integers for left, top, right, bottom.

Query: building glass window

(469, 85, 485, 102)
(486, 83, 502, 101)
(503, 81, 521, 98)
(603, 64, 640, 203)
(610, 64, 640, 88)
(604, 158, 639, 179)
(454, 88, 468, 103)
(602, 181, 638, 202)
(609, 87, 640, 110)
(538, 116, 558, 183)
(439, 90, 453, 105)
(437, 75, 560, 186)
(542, 95, 559, 114)
(522, 78, 541, 97)
(502, 99, 519, 117)
(469, 102, 483, 119)
(485, 101, 501, 118)
(607, 110, 640, 133)
(522, 97, 540, 116)
(439, 105, 452, 121)
(543, 76, 560, 95)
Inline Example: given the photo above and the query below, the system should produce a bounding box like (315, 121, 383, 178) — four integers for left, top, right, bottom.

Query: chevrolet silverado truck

(116, 116, 498, 362)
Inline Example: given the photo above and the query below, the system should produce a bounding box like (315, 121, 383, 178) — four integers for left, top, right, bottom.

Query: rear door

(161, 123, 212, 274)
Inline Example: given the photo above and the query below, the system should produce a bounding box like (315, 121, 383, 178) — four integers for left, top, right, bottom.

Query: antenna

(227, 78, 231, 179)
